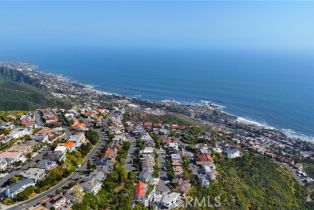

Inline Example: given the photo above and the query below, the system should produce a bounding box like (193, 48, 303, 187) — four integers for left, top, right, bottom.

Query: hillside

(188, 153, 313, 210)
(0, 66, 68, 110)
(0, 66, 41, 87)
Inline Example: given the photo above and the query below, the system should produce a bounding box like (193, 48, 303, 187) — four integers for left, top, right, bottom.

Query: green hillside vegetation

(0, 66, 72, 110)
(0, 80, 66, 110)
(188, 153, 313, 210)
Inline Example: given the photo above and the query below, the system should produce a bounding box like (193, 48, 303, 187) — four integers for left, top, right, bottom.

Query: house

(54, 145, 67, 154)
(71, 121, 87, 131)
(0, 122, 15, 130)
(64, 141, 76, 152)
(0, 160, 8, 170)
(157, 192, 182, 209)
(46, 151, 66, 162)
(172, 160, 182, 167)
(20, 115, 35, 127)
(37, 160, 57, 170)
(171, 124, 179, 129)
(89, 169, 106, 182)
(81, 180, 102, 195)
(202, 165, 216, 180)
(103, 147, 115, 160)
(224, 148, 241, 158)
(21, 168, 46, 182)
(171, 154, 181, 161)
(64, 183, 84, 202)
(5, 178, 35, 198)
(141, 147, 154, 155)
(45, 194, 67, 209)
(143, 122, 153, 128)
(159, 128, 168, 136)
(196, 154, 214, 166)
(173, 166, 183, 177)
(0, 151, 26, 164)
(32, 133, 49, 142)
(182, 150, 194, 159)
(134, 182, 146, 201)
(161, 138, 176, 144)
(154, 123, 162, 128)
(68, 133, 85, 145)
(197, 173, 210, 187)
(167, 142, 179, 151)
(32, 128, 53, 142)
(42, 110, 58, 124)
(113, 134, 127, 142)
(139, 169, 153, 183)
(141, 134, 155, 147)
(199, 146, 209, 155)
(138, 168, 159, 185)
(7, 128, 31, 140)
(8, 142, 34, 155)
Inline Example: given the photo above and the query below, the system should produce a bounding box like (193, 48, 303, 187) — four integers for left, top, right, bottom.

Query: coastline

(76, 76, 314, 143)
(3, 60, 314, 142)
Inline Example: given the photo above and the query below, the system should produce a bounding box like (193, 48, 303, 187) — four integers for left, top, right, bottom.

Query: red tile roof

(64, 141, 75, 148)
(197, 154, 213, 162)
(171, 124, 179, 129)
(134, 182, 145, 198)
(144, 122, 153, 127)
(153, 123, 162, 128)
(103, 147, 113, 158)
(161, 138, 176, 143)
(71, 122, 86, 130)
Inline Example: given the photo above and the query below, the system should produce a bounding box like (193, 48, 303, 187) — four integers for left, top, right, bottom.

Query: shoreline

(2, 60, 314, 142)
(83, 79, 314, 143)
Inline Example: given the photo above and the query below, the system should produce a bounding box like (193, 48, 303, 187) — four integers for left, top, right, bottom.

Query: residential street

(125, 135, 136, 172)
(156, 148, 169, 193)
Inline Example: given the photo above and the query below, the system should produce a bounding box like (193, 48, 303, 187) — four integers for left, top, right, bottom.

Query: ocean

(1, 48, 314, 139)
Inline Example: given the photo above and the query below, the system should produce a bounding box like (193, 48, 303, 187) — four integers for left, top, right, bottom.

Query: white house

(155, 192, 182, 209)
(141, 147, 154, 155)
(0, 151, 26, 165)
(54, 145, 67, 154)
(224, 148, 241, 158)
(7, 128, 31, 140)
(81, 180, 102, 195)
(0, 122, 15, 130)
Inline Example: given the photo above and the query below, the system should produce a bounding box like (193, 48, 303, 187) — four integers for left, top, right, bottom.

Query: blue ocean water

(1, 48, 314, 138)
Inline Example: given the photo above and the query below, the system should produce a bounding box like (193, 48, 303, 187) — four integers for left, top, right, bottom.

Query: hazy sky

(1, 1, 314, 52)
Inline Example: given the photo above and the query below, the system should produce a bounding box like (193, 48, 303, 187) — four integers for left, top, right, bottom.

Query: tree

(85, 129, 99, 145)
(9, 176, 19, 184)
(87, 160, 94, 171)
(79, 142, 92, 156)
(17, 186, 35, 201)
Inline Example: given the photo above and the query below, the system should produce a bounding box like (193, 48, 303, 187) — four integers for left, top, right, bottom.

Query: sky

(0, 1, 314, 53)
